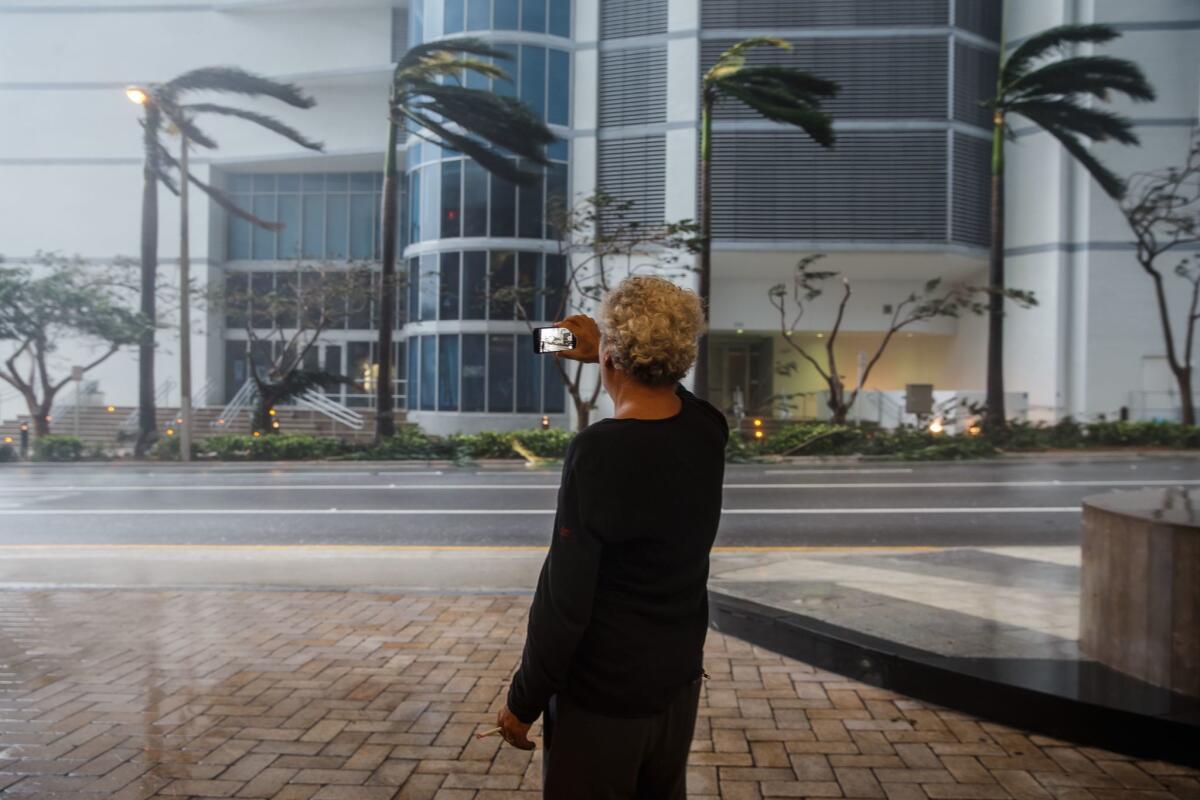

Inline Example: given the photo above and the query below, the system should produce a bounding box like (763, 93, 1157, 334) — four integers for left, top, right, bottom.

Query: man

(495, 276, 728, 799)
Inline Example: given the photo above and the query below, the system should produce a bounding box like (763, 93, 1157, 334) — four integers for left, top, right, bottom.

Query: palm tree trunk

(985, 113, 1007, 432)
(694, 89, 715, 401)
(375, 107, 400, 441)
(136, 104, 161, 457)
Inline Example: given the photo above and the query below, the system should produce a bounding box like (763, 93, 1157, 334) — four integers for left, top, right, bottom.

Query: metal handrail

(211, 380, 255, 429)
(295, 390, 364, 430)
(119, 379, 177, 433)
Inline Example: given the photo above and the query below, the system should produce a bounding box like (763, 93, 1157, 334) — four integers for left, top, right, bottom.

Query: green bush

(899, 438, 999, 461)
(193, 433, 348, 461)
(352, 426, 456, 461)
(0, 444, 16, 463)
(449, 428, 575, 460)
(33, 435, 85, 462)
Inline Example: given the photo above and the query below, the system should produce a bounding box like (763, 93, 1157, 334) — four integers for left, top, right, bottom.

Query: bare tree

(1120, 132, 1200, 425)
(212, 264, 375, 433)
(495, 193, 700, 430)
(769, 255, 1036, 425)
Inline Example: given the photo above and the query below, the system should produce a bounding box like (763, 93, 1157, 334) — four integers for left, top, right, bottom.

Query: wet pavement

(1, 588, 1198, 799)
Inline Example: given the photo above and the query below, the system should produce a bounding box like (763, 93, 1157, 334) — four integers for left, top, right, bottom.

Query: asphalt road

(0, 457, 1196, 547)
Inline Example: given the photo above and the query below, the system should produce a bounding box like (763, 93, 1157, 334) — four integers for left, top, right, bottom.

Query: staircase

(0, 404, 399, 449)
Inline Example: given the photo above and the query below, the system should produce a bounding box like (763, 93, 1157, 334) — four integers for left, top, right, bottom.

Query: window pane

(301, 195, 324, 258)
(489, 251, 515, 320)
(407, 337, 419, 411)
(278, 174, 300, 191)
(543, 254, 566, 322)
(440, 160, 462, 238)
(548, 49, 569, 125)
(252, 174, 276, 192)
(420, 253, 438, 321)
(348, 271, 372, 329)
(490, 163, 516, 237)
(444, 0, 463, 33)
(350, 194, 374, 259)
(466, 0, 489, 30)
(348, 341, 373, 407)
(543, 353, 565, 412)
(420, 335, 436, 410)
(547, 162, 568, 231)
(439, 252, 460, 320)
(462, 333, 486, 411)
(488, 334, 514, 412)
(326, 173, 349, 191)
(517, 334, 540, 412)
(494, 43, 519, 97)
(517, 252, 538, 321)
(463, 251, 487, 320)
(326, 194, 348, 259)
(520, 45, 546, 120)
(549, 138, 569, 161)
(302, 173, 325, 191)
(318, 344, 339, 399)
(438, 335, 460, 411)
(252, 195, 276, 259)
(521, 0, 546, 32)
(549, 0, 569, 36)
(495, 0, 518, 29)
(229, 194, 251, 259)
(518, 162, 544, 239)
(250, 272, 273, 328)
(466, 64, 490, 91)
(230, 175, 254, 193)
(408, 257, 420, 321)
(463, 160, 488, 237)
(275, 271, 298, 329)
(407, 170, 421, 245)
(224, 273, 248, 328)
(420, 166, 437, 242)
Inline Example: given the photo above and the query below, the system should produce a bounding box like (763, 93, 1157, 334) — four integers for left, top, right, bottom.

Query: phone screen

(533, 327, 577, 354)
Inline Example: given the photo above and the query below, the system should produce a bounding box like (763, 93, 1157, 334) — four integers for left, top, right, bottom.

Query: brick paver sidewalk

(0, 590, 1195, 799)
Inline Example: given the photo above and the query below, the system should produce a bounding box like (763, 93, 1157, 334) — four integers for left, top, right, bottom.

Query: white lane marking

(0, 478, 1194, 493)
(766, 468, 915, 475)
(0, 507, 1080, 516)
(374, 471, 445, 477)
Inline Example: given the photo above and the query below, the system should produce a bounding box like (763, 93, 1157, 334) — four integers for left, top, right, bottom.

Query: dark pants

(541, 678, 701, 800)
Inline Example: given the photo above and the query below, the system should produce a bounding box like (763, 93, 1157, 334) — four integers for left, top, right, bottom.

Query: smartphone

(533, 326, 577, 354)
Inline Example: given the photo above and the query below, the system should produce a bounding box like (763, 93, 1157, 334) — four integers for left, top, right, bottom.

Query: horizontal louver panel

(954, 40, 998, 129)
(710, 131, 948, 242)
(954, 0, 1002, 41)
(601, 0, 668, 39)
(598, 136, 666, 229)
(702, 0, 948, 29)
(599, 48, 668, 127)
(701, 38, 948, 121)
(952, 132, 990, 248)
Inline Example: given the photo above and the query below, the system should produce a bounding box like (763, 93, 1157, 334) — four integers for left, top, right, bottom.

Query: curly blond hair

(599, 276, 705, 387)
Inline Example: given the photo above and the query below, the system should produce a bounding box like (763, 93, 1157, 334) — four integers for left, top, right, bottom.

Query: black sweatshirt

(507, 384, 728, 722)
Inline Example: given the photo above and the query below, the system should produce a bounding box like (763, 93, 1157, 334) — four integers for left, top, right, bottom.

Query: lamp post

(126, 85, 159, 457)
(127, 85, 193, 462)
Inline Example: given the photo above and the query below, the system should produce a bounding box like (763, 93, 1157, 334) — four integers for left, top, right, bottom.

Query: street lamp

(125, 86, 149, 106)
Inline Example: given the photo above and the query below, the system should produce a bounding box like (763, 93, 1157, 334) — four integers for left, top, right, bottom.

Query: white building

(0, 0, 1196, 434)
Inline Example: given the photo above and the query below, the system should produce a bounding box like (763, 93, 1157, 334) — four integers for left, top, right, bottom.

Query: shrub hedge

(33, 435, 86, 462)
(0, 444, 16, 463)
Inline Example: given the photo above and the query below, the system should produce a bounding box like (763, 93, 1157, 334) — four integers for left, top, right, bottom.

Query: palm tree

(696, 38, 837, 400)
(128, 67, 324, 456)
(983, 24, 1154, 431)
(375, 39, 556, 440)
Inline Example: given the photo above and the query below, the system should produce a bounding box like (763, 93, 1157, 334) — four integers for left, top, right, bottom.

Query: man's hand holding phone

(556, 315, 600, 363)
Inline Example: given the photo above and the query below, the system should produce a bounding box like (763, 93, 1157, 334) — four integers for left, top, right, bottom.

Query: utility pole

(178, 132, 193, 462)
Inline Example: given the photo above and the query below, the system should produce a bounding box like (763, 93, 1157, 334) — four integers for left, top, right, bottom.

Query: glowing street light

(928, 418, 945, 435)
(125, 86, 149, 106)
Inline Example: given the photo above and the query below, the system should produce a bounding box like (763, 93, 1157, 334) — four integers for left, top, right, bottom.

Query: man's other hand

(497, 704, 536, 750)
(556, 315, 600, 364)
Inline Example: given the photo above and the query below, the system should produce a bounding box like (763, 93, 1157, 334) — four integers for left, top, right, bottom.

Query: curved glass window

(404, 331, 565, 416)
(408, 146, 568, 244)
(426, 0, 568, 38)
